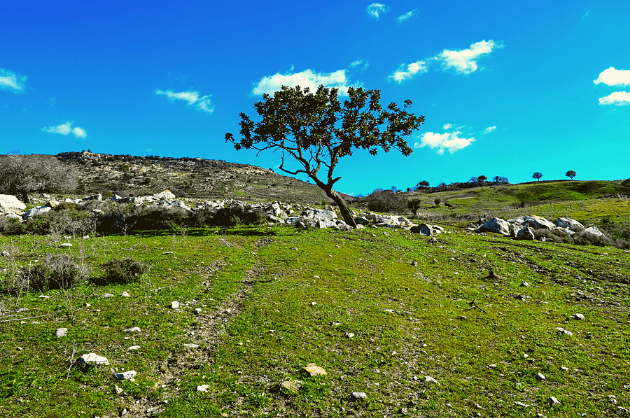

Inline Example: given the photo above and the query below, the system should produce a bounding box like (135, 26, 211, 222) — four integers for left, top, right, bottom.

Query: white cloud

(414, 131, 475, 155)
(366, 3, 388, 18)
(484, 126, 496, 134)
(0, 68, 27, 93)
(155, 89, 214, 113)
(397, 9, 418, 22)
(598, 91, 630, 106)
(593, 67, 630, 87)
(436, 40, 501, 74)
(443, 123, 452, 130)
(350, 60, 364, 67)
(582, 10, 590, 20)
(389, 60, 428, 83)
(42, 122, 87, 138)
(252, 69, 358, 96)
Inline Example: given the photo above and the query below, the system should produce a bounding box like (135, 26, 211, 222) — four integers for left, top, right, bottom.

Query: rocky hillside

(54, 151, 349, 204)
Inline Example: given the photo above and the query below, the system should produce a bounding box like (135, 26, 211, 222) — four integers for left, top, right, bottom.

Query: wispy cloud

(389, 39, 502, 83)
(397, 9, 418, 22)
(252, 68, 359, 96)
(582, 10, 590, 20)
(436, 40, 502, 74)
(599, 91, 630, 106)
(484, 126, 496, 134)
(0, 68, 27, 93)
(390, 61, 428, 83)
(443, 123, 452, 130)
(414, 130, 475, 155)
(594, 67, 630, 87)
(366, 3, 388, 19)
(42, 122, 87, 138)
(155, 89, 214, 113)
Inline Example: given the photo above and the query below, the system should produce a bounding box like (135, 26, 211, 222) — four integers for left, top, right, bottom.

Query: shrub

(573, 230, 614, 247)
(364, 189, 406, 213)
(21, 254, 89, 292)
(213, 205, 266, 226)
(0, 216, 25, 235)
(434, 197, 442, 206)
(98, 257, 146, 285)
(407, 198, 422, 215)
(533, 228, 574, 244)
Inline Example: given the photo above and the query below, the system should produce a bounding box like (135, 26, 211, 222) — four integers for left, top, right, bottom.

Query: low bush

(573, 230, 614, 247)
(20, 254, 89, 292)
(97, 257, 147, 285)
(0, 216, 25, 235)
(213, 205, 267, 226)
(533, 228, 574, 244)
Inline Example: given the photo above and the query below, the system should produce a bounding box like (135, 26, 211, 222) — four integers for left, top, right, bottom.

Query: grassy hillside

(1, 223, 629, 417)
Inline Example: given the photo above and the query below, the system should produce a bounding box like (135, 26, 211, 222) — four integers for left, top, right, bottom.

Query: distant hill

(52, 151, 351, 204)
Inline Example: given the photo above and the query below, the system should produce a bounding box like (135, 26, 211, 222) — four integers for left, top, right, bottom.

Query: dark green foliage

(213, 205, 267, 226)
(364, 189, 406, 213)
(532, 172, 543, 181)
(0, 217, 25, 235)
(407, 198, 422, 215)
(533, 228, 574, 244)
(434, 197, 442, 206)
(23, 254, 89, 292)
(98, 257, 146, 285)
(566, 170, 577, 180)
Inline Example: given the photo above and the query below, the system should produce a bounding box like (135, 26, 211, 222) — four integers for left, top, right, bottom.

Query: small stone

(458, 315, 467, 320)
(39, 295, 50, 299)
(330, 322, 341, 326)
(411, 261, 418, 267)
(56, 328, 68, 338)
(311, 302, 316, 306)
(128, 346, 140, 351)
(346, 332, 355, 338)
(121, 292, 130, 297)
(560, 366, 569, 371)
(521, 282, 530, 287)
(423, 376, 438, 384)
(303, 363, 327, 376)
(59, 243, 72, 248)
(555, 327, 573, 336)
(125, 327, 141, 333)
(197, 385, 210, 392)
(515, 401, 529, 407)
(290, 247, 298, 250)
(84, 302, 91, 307)
(280, 380, 302, 393)
(102, 293, 114, 298)
(162, 251, 174, 255)
(114, 370, 137, 380)
(572, 313, 585, 320)
(114, 385, 124, 394)
(548, 396, 560, 407)
(433, 258, 439, 263)
(194, 308, 202, 314)
(171, 301, 180, 309)
(183, 343, 199, 348)
(313, 275, 320, 279)
(78, 353, 109, 366)
(537, 373, 546, 380)
(618, 406, 629, 415)
(351, 392, 367, 400)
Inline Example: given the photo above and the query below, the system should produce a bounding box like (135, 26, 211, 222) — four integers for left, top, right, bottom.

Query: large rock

(554, 217, 584, 231)
(0, 195, 26, 213)
(411, 223, 433, 236)
(311, 209, 337, 221)
(153, 190, 176, 200)
(477, 217, 511, 236)
(508, 215, 555, 230)
(82, 194, 102, 201)
(23, 206, 52, 221)
(78, 353, 109, 366)
(516, 226, 535, 240)
(582, 226, 605, 238)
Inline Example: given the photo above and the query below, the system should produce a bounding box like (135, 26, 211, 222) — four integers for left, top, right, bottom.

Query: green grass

(1, 223, 629, 417)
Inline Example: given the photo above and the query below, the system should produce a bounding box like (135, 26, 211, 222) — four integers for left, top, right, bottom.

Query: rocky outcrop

(477, 218, 511, 236)
(554, 217, 584, 231)
(23, 206, 53, 220)
(508, 215, 556, 230)
(0, 195, 26, 214)
(516, 226, 535, 240)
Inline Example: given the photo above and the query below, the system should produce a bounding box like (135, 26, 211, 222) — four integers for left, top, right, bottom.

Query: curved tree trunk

(327, 189, 357, 228)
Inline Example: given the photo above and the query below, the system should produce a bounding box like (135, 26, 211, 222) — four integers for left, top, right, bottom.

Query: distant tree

(226, 85, 425, 227)
(417, 180, 430, 188)
(566, 170, 576, 180)
(478, 175, 487, 182)
(434, 197, 442, 206)
(407, 198, 422, 216)
(532, 172, 543, 182)
(493, 176, 508, 185)
(406, 187, 411, 193)
(0, 155, 77, 203)
(469, 176, 479, 183)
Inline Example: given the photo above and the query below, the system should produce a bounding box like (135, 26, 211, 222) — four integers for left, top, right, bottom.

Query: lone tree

(566, 170, 576, 180)
(532, 172, 543, 182)
(477, 175, 487, 183)
(0, 154, 77, 202)
(417, 180, 430, 188)
(407, 197, 422, 216)
(226, 85, 425, 227)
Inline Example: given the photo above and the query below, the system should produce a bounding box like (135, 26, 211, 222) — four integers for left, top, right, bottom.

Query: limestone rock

(554, 217, 584, 230)
(153, 190, 176, 200)
(78, 353, 109, 366)
(423, 376, 438, 384)
(477, 218, 510, 236)
(582, 226, 605, 238)
(0, 195, 26, 213)
(303, 363, 327, 376)
(82, 194, 102, 201)
(411, 223, 433, 236)
(22, 206, 52, 221)
(56, 328, 68, 338)
(124, 326, 141, 333)
(280, 380, 302, 393)
(351, 392, 367, 400)
(171, 301, 180, 309)
(509, 215, 555, 230)
(197, 385, 210, 392)
(113, 370, 137, 380)
(571, 313, 585, 320)
(548, 396, 560, 407)
(516, 226, 535, 240)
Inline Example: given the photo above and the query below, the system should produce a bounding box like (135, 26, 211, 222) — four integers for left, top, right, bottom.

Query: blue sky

(1, 0, 629, 195)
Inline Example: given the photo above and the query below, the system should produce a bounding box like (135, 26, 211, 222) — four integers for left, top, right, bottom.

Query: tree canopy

(566, 170, 576, 180)
(226, 85, 425, 226)
(0, 155, 77, 202)
(532, 172, 543, 181)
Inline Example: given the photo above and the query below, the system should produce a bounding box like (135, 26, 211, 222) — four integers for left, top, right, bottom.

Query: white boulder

(516, 226, 535, 240)
(477, 218, 511, 236)
(78, 353, 109, 366)
(153, 190, 176, 200)
(508, 215, 555, 230)
(554, 217, 584, 231)
(0, 195, 26, 213)
(23, 206, 52, 221)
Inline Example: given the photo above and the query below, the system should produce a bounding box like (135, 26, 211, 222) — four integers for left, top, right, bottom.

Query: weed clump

(98, 257, 146, 285)
(20, 254, 89, 292)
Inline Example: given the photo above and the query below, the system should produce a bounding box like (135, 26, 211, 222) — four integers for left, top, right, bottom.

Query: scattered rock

(571, 313, 585, 321)
(537, 373, 546, 380)
(411, 261, 418, 267)
(56, 328, 67, 338)
(477, 218, 511, 236)
(516, 226, 535, 240)
(78, 353, 109, 366)
(183, 343, 199, 349)
(422, 376, 438, 384)
(303, 363, 327, 376)
(521, 282, 530, 287)
(345, 332, 355, 338)
(197, 385, 210, 392)
(101, 293, 114, 298)
(124, 327, 141, 333)
(128, 346, 140, 351)
(121, 291, 130, 297)
(548, 396, 560, 407)
(280, 380, 302, 393)
(351, 392, 367, 400)
(0, 194, 26, 213)
(171, 301, 180, 309)
(114, 385, 124, 395)
(555, 327, 573, 336)
(194, 308, 202, 314)
(59, 243, 73, 248)
(113, 370, 137, 380)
